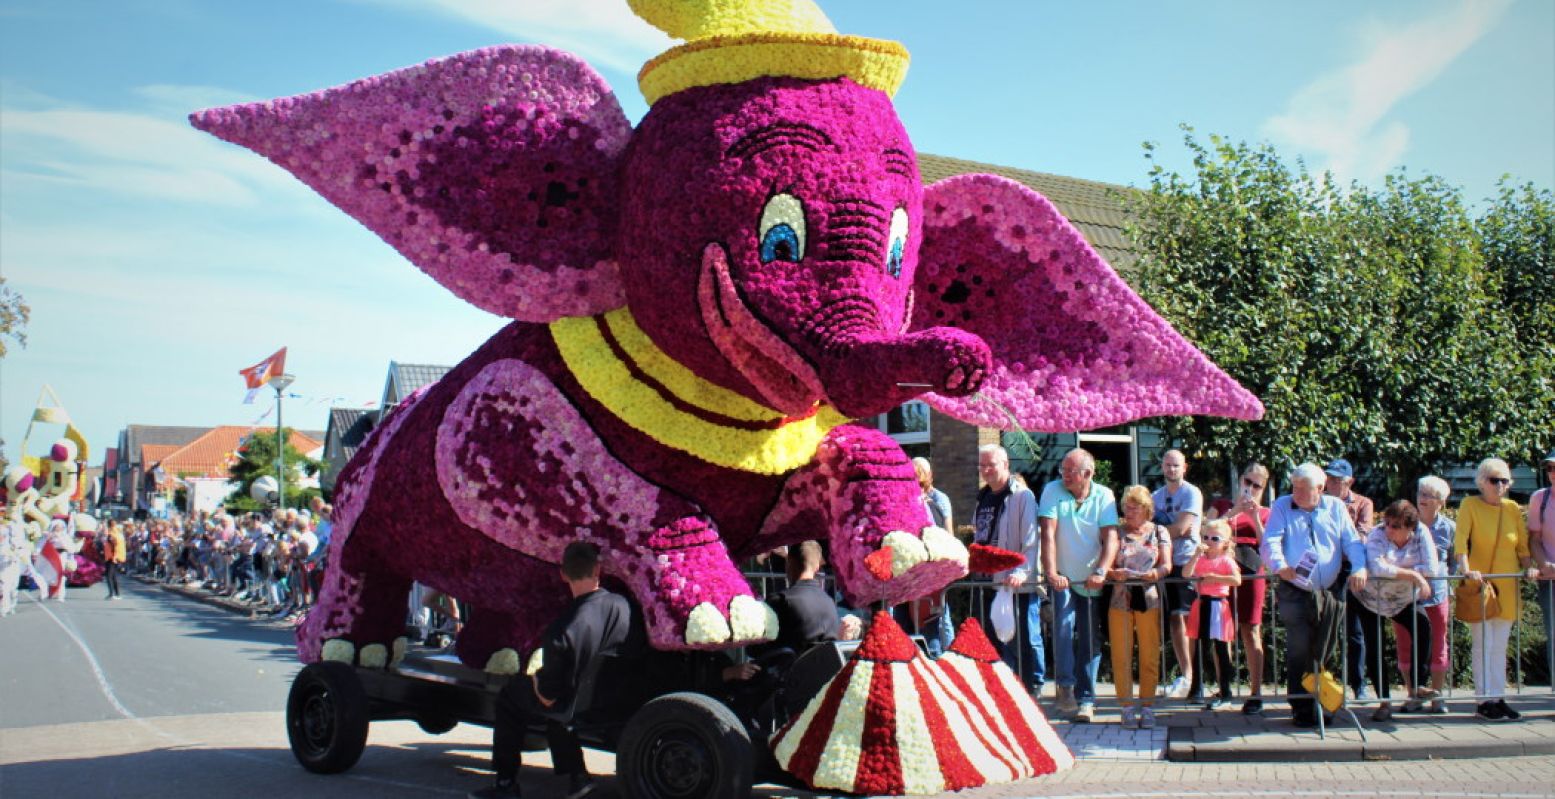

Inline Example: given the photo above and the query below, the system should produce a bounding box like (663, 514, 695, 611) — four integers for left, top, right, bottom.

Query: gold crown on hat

(630, 0, 909, 105)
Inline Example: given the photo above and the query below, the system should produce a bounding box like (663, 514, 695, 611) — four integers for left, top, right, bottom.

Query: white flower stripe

(771, 660, 841, 765)
(982, 659, 1075, 772)
(810, 660, 873, 791)
(912, 658, 1019, 783)
(937, 655, 1032, 775)
(891, 662, 946, 795)
(993, 660, 1075, 771)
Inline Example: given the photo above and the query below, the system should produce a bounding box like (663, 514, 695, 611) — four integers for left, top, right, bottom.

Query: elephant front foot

(318, 636, 409, 669)
(637, 518, 776, 650)
(853, 525, 969, 607)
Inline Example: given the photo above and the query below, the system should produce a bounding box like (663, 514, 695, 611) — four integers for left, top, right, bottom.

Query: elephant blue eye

(760, 223, 801, 263)
(886, 207, 909, 278)
(757, 193, 806, 264)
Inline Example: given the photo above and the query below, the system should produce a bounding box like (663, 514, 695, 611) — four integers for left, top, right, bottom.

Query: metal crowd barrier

(743, 566, 1554, 739)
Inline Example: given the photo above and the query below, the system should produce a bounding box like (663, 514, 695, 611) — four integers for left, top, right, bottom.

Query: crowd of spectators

(114, 495, 332, 623)
(98, 446, 1554, 734)
(927, 445, 1555, 729)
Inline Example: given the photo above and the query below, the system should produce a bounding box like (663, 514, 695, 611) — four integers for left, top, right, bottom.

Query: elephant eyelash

(883, 148, 913, 177)
(727, 122, 833, 160)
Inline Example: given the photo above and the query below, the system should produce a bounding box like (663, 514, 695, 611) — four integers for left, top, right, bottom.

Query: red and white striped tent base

(937, 618, 1076, 776)
(771, 612, 1074, 795)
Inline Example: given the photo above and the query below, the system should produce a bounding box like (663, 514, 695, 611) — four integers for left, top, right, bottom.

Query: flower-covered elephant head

(191, 0, 1261, 438)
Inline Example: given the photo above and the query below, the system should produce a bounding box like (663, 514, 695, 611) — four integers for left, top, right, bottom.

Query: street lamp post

(271, 373, 295, 509)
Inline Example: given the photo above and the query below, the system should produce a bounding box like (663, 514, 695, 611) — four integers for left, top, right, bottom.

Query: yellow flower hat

(630, 0, 909, 105)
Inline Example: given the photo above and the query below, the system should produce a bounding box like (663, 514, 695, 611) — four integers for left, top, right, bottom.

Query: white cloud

(353, 0, 675, 76)
(1262, 0, 1513, 182)
(0, 100, 308, 207)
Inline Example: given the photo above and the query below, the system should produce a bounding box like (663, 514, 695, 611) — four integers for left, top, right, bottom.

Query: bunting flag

(770, 612, 1069, 795)
(239, 347, 288, 404)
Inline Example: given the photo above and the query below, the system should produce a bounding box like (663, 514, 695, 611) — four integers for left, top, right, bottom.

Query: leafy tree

(1123, 129, 1547, 495)
(0, 276, 27, 358)
(225, 428, 322, 511)
(1476, 179, 1555, 466)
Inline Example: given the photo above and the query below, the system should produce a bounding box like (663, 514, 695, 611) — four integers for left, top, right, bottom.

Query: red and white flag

(239, 347, 287, 404)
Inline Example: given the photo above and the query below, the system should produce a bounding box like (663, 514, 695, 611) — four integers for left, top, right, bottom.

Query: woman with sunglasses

(1222, 463, 1272, 715)
(1455, 457, 1541, 721)
(1353, 500, 1437, 721)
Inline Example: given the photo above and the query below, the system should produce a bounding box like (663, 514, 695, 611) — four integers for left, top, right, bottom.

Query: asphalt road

(0, 580, 298, 728)
(2, 581, 1552, 799)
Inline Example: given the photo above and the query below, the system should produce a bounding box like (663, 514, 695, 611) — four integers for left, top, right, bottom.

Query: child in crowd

(1185, 520, 1242, 709)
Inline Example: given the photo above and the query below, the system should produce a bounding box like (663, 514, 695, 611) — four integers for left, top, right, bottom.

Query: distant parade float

(193, 0, 1261, 791)
(2, 385, 99, 610)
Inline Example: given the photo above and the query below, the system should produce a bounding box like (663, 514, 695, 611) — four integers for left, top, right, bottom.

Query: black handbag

(1234, 542, 1263, 575)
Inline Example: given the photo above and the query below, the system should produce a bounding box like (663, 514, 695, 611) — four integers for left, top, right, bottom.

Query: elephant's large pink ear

(912, 174, 1263, 430)
(191, 46, 630, 322)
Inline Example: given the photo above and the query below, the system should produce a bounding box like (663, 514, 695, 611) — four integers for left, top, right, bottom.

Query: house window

(874, 401, 931, 461)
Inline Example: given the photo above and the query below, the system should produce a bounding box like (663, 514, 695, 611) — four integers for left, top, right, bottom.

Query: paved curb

(133, 575, 277, 621)
(1167, 720, 1555, 762)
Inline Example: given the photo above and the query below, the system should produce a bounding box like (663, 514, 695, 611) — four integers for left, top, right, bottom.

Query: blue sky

(2, 0, 1551, 471)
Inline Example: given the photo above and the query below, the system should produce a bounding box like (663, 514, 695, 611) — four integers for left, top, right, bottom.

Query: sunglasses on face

(1241, 478, 1264, 490)
(1387, 523, 1412, 531)
(1487, 477, 1512, 487)
(1204, 535, 1223, 543)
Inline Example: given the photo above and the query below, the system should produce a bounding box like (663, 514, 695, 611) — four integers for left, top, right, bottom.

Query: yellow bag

(1454, 580, 1500, 623)
(1302, 670, 1345, 714)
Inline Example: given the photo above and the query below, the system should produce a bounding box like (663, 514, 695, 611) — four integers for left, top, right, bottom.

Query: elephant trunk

(818, 326, 991, 420)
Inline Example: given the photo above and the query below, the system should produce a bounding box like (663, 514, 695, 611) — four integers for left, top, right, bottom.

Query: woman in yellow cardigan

(1455, 458, 1540, 721)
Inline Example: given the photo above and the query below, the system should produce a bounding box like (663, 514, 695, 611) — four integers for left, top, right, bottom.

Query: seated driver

(473, 540, 641, 799)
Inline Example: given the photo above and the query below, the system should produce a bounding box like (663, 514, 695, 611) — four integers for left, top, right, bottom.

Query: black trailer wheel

(617, 692, 753, 799)
(286, 662, 370, 774)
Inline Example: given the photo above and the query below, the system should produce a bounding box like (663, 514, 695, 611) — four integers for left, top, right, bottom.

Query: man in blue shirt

(1261, 463, 1370, 726)
(1040, 448, 1118, 723)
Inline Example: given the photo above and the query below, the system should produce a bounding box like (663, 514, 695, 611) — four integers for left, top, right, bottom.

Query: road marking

(27, 593, 139, 719)
(24, 592, 468, 795)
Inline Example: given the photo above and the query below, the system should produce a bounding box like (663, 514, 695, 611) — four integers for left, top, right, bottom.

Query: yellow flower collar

(551, 307, 849, 474)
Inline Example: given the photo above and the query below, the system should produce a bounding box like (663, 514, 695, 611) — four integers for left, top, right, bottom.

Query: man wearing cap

(1324, 457, 1377, 702)
(1529, 451, 1555, 680)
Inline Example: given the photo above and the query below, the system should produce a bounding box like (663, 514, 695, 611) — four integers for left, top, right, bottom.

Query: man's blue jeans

(982, 590, 1045, 691)
(1052, 587, 1103, 703)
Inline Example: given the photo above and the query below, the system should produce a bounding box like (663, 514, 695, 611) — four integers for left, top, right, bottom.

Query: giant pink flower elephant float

(192, 0, 1261, 671)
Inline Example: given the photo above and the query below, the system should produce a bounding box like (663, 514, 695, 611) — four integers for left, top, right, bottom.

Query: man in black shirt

(473, 541, 640, 799)
(756, 541, 840, 655)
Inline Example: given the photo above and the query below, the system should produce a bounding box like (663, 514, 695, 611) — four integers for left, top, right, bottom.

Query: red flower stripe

(778, 659, 858, 784)
(908, 661, 986, 790)
(978, 661, 1056, 775)
(852, 658, 904, 796)
(948, 617, 1001, 663)
(928, 658, 1025, 778)
(932, 658, 1027, 776)
(854, 610, 919, 662)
